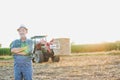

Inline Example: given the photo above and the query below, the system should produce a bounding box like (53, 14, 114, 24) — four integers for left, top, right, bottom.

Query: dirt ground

(0, 53, 120, 80)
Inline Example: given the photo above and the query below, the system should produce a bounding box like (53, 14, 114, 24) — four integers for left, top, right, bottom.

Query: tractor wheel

(52, 56, 60, 62)
(44, 57, 49, 62)
(34, 50, 44, 63)
(43, 52, 49, 62)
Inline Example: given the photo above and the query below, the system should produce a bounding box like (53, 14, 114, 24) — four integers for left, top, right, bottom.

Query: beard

(20, 33, 26, 38)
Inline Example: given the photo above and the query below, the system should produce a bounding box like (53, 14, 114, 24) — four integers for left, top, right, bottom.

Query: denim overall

(10, 39, 33, 80)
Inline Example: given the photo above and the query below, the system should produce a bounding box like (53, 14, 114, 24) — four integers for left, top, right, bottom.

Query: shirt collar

(20, 38, 27, 43)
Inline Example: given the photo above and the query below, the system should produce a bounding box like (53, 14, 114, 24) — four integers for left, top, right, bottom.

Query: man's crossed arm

(11, 47, 28, 55)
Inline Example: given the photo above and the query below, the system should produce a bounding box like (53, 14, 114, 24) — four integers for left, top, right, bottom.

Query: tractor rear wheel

(52, 56, 60, 62)
(44, 57, 49, 62)
(43, 52, 50, 62)
(34, 50, 44, 63)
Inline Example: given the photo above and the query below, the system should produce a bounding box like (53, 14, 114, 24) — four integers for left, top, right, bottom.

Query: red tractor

(31, 35, 60, 63)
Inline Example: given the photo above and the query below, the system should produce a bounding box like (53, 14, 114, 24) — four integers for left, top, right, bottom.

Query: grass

(61, 51, 120, 57)
(106, 50, 120, 55)
(71, 52, 106, 56)
(0, 51, 120, 60)
(0, 56, 13, 60)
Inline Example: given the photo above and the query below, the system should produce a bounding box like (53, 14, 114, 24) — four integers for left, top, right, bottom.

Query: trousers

(14, 62, 32, 80)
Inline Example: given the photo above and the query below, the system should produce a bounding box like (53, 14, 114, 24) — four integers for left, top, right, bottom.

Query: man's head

(17, 26, 28, 38)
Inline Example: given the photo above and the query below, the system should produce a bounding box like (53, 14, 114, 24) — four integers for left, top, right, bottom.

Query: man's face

(18, 28, 28, 38)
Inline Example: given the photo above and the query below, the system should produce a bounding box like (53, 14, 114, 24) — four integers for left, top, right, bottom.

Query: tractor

(31, 35, 60, 63)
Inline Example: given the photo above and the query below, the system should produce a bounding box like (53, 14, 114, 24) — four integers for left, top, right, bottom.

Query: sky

(0, 0, 120, 47)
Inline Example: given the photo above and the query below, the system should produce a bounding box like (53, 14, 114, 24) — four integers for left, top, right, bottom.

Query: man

(10, 26, 33, 80)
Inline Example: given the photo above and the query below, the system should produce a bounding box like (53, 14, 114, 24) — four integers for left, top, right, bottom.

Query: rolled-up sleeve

(28, 40, 34, 54)
(10, 41, 15, 50)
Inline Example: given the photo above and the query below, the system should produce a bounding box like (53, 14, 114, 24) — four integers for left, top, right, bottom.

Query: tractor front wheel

(34, 50, 44, 63)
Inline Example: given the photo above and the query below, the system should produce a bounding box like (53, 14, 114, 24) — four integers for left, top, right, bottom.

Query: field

(0, 52, 120, 80)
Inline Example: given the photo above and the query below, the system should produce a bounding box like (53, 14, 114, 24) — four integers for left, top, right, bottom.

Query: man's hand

(22, 46, 28, 50)
(22, 46, 29, 54)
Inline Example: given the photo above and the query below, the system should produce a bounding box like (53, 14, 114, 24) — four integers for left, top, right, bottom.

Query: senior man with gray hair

(10, 26, 33, 80)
